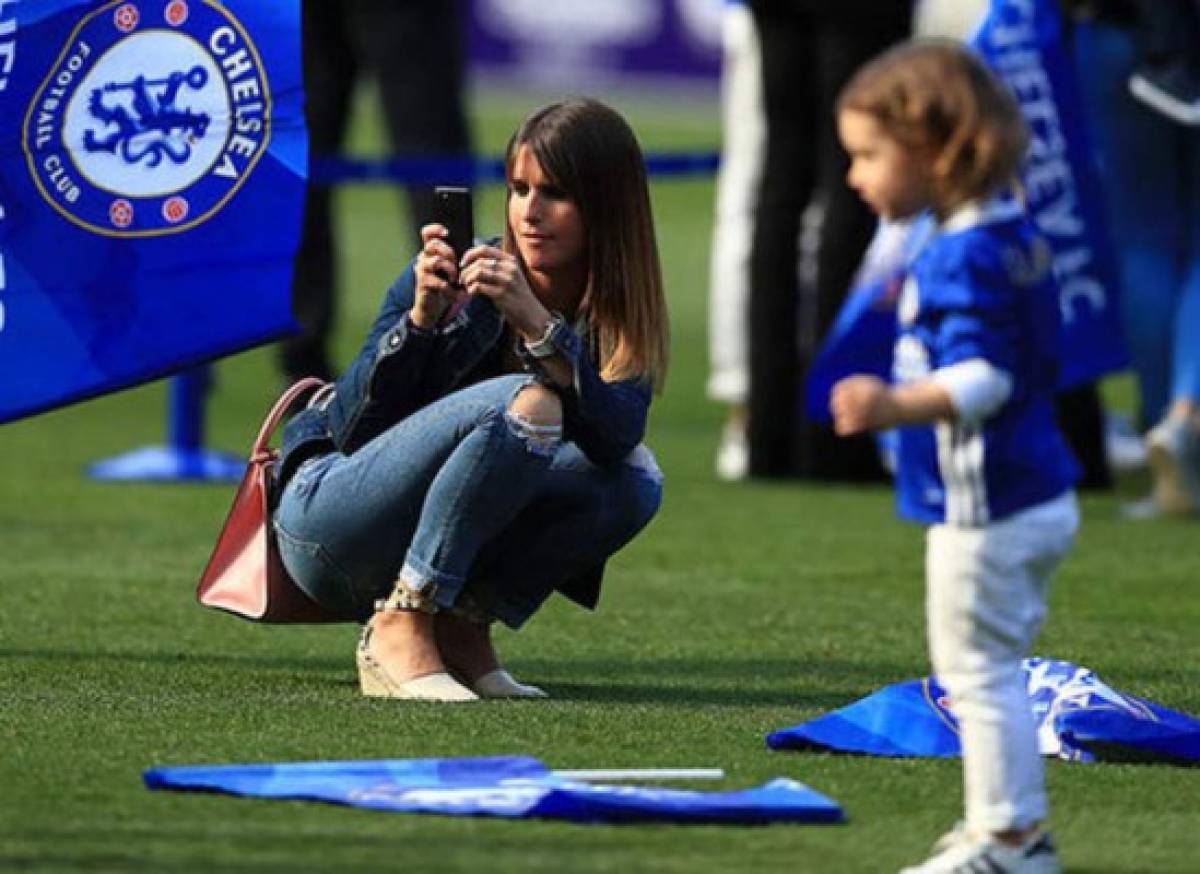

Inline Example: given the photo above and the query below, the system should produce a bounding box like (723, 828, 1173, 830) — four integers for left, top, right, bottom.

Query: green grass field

(2, 86, 1197, 873)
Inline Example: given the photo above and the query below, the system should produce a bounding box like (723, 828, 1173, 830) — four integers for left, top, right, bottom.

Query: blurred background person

(1063, 0, 1200, 514)
(282, 0, 473, 383)
(707, 0, 764, 480)
(745, 0, 911, 480)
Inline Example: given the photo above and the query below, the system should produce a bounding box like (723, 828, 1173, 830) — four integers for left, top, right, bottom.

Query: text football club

(22, 0, 271, 237)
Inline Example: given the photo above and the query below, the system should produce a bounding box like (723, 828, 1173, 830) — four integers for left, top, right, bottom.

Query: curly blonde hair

(837, 40, 1028, 215)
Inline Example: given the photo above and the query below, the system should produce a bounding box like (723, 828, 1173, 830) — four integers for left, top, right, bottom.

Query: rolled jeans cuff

(398, 553, 464, 610)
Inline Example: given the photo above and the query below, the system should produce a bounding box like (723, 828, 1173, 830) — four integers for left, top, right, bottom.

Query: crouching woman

(273, 98, 669, 701)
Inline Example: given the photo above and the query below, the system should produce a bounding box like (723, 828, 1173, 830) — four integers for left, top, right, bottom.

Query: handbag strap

(252, 377, 327, 458)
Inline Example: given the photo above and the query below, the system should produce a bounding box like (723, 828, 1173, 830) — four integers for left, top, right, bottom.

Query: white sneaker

(1145, 416, 1200, 515)
(1121, 495, 1162, 521)
(1130, 65, 1200, 126)
(899, 828, 1060, 874)
(1105, 412, 1147, 472)
(715, 419, 748, 481)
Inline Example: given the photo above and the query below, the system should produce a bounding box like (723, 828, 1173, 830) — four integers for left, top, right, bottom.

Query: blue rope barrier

(309, 151, 721, 186)
(106, 149, 720, 483)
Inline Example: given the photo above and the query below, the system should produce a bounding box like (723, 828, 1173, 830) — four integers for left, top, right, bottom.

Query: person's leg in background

(1143, 125, 1200, 513)
(1055, 387, 1112, 490)
(280, 1, 358, 382)
(1174, 162, 1200, 413)
(364, 0, 473, 248)
(708, 1, 766, 481)
(747, 1, 910, 480)
(912, 0, 989, 40)
(794, 12, 908, 481)
(1073, 19, 1192, 510)
(746, 1, 814, 477)
(1076, 18, 1184, 428)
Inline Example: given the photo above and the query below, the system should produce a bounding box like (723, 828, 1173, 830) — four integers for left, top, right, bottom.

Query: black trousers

(1132, 0, 1200, 65)
(747, 1, 911, 479)
(282, 0, 472, 381)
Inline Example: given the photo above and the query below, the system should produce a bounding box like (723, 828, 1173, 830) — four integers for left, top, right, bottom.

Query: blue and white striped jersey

(892, 198, 1080, 526)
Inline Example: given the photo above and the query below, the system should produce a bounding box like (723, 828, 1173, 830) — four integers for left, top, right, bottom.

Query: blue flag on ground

(144, 755, 846, 825)
(0, 0, 306, 423)
(805, 0, 1127, 422)
(768, 658, 1200, 765)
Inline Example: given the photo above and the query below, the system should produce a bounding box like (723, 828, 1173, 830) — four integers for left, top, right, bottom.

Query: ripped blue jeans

(273, 375, 664, 628)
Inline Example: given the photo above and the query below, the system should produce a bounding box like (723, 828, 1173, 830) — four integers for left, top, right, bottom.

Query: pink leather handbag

(197, 378, 343, 623)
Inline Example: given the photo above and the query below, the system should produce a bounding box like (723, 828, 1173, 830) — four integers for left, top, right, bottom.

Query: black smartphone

(432, 186, 475, 267)
(432, 186, 474, 321)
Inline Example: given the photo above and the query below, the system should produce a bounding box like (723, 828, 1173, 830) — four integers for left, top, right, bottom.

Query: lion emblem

(82, 66, 211, 168)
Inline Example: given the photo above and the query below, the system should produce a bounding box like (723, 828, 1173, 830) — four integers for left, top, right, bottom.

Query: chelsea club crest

(22, 0, 271, 237)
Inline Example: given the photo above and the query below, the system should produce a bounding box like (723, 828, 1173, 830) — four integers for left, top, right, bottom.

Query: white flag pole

(552, 768, 725, 782)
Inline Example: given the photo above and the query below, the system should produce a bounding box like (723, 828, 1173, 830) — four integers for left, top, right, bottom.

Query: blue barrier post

(88, 364, 246, 482)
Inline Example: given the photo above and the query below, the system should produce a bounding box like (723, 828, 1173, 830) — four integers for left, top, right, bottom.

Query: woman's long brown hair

(503, 98, 669, 391)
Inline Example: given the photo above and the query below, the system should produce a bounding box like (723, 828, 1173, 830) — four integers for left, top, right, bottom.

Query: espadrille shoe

(356, 619, 478, 702)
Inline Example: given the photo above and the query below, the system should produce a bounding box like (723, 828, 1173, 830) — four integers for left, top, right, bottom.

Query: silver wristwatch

(523, 311, 565, 359)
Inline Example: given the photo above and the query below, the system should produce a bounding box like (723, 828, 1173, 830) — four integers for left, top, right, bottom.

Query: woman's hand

(458, 245, 551, 342)
(411, 224, 466, 330)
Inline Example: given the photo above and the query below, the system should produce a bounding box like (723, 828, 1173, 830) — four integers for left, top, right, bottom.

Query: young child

(831, 42, 1081, 874)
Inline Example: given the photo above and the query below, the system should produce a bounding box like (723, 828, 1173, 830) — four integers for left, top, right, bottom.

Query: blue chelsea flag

(973, 0, 1127, 389)
(0, 0, 306, 423)
(145, 756, 847, 825)
(805, 0, 1128, 421)
(768, 658, 1200, 765)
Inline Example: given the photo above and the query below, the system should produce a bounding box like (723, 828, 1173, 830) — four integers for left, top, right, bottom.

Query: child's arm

(831, 361, 1013, 435)
(830, 375, 953, 435)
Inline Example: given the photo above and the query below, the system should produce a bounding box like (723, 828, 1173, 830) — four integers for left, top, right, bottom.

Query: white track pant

(926, 491, 1079, 833)
(706, 3, 765, 404)
(913, 0, 989, 39)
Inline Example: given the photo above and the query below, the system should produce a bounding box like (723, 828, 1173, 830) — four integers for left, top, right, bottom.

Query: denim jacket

(277, 258, 654, 487)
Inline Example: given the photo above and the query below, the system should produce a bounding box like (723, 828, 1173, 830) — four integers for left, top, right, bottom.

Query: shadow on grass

(0, 850, 624, 874)
(0, 835, 416, 874)
(517, 655, 911, 710)
(1, 647, 896, 710)
(542, 680, 848, 709)
(0, 646, 346, 674)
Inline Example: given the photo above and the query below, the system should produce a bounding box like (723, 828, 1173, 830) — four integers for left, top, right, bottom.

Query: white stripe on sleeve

(932, 358, 1013, 424)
